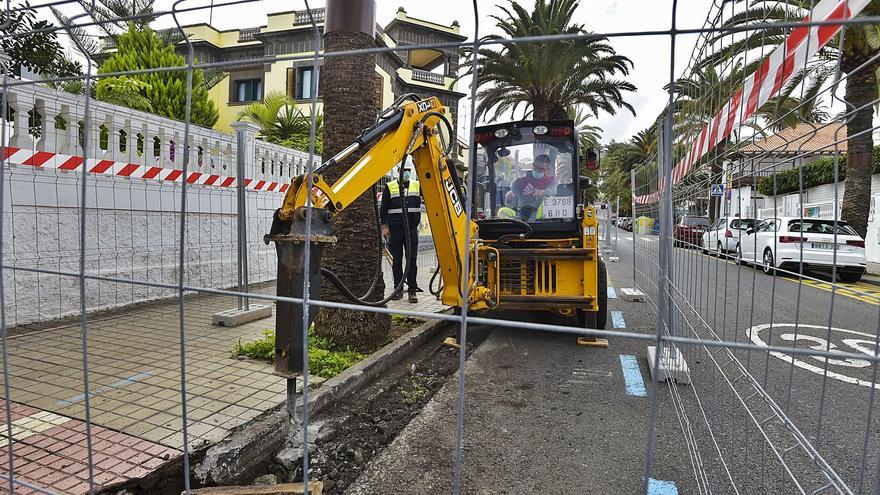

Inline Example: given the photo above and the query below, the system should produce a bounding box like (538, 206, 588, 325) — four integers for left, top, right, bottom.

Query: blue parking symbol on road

(648, 478, 679, 495)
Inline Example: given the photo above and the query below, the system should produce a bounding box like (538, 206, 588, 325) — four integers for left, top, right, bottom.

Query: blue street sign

(710, 184, 725, 197)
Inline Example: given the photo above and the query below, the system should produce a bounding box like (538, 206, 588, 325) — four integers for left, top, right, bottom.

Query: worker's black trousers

(389, 225, 419, 293)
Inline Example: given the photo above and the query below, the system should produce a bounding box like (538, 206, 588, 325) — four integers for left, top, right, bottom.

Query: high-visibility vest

(386, 179, 425, 214)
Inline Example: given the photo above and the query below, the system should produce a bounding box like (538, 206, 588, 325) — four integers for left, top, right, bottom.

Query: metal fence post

(659, 116, 675, 341)
(614, 196, 619, 255)
(211, 121, 272, 327)
(231, 121, 259, 310)
(605, 202, 612, 254)
(631, 171, 637, 283)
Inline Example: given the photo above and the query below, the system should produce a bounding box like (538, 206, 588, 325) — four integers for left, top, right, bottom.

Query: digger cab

(472, 120, 597, 236)
(472, 120, 607, 330)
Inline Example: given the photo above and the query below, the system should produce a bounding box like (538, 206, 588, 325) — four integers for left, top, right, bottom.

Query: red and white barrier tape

(0, 146, 291, 193)
(634, 0, 869, 205)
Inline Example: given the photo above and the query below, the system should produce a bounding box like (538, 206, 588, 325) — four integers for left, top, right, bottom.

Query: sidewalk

(382, 245, 447, 314)
(864, 261, 880, 286)
(0, 249, 446, 494)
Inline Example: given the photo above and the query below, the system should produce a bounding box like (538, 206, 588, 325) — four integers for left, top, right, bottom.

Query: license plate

(811, 242, 835, 250)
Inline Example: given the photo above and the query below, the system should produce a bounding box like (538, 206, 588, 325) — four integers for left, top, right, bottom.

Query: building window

(287, 66, 322, 100)
(287, 66, 317, 100)
(234, 79, 263, 102)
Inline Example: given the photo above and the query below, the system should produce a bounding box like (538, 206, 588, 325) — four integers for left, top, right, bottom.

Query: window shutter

(287, 68, 296, 100)
(375, 75, 383, 107)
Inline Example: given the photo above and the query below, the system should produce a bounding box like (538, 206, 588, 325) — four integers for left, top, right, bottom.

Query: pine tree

(97, 26, 219, 128)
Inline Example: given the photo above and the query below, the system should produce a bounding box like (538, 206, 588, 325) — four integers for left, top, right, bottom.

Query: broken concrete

(187, 481, 322, 494)
(191, 317, 448, 486)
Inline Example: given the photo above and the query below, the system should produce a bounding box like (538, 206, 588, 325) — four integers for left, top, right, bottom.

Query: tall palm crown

(696, 0, 880, 236)
(467, 0, 636, 122)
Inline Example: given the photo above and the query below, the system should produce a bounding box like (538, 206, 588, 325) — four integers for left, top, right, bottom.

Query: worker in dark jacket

(381, 159, 424, 302)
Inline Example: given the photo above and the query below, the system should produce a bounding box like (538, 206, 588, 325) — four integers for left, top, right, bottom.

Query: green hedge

(757, 146, 880, 196)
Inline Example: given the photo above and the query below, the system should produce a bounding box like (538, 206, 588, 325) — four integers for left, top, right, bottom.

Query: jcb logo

(445, 177, 463, 216)
(417, 99, 435, 113)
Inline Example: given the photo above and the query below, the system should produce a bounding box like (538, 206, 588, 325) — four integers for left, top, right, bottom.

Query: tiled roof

(738, 122, 847, 155)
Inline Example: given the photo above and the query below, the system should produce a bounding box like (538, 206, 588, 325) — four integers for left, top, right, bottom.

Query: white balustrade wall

(1, 83, 320, 327)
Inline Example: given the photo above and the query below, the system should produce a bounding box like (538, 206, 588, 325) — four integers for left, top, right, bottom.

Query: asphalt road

(346, 228, 880, 494)
(348, 231, 698, 494)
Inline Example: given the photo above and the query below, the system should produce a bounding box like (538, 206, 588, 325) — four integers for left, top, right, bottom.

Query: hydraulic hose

(322, 156, 417, 307)
(429, 264, 443, 298)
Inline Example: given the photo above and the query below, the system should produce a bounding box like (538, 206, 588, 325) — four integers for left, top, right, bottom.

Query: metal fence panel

(0, 0, 878, 494)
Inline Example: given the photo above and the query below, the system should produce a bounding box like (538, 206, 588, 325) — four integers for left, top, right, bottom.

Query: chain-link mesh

(0, 0, 878, 494)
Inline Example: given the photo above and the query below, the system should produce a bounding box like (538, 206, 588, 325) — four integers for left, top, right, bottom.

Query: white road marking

(748, 323, 880, 389)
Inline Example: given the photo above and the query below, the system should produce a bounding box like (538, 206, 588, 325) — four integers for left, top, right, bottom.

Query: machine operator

(380, 158, 424, 303)
(504, 154, 557, 221)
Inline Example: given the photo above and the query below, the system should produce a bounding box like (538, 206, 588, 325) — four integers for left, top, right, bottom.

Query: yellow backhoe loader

(265, 95, 606, 376)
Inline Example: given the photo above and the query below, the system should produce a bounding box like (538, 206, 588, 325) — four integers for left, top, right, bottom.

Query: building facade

(157, 7, 466, 136)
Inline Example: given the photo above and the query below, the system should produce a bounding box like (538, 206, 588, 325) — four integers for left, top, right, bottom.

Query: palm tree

(569, 106, 602, 149)
(569, 107, 602, 203)
(701, 0, 880, 236)
(465, 0, 636, 121)
(237, 92, 324, 154)
(631, 126, 658, 159)
(313, 0, 389, 351)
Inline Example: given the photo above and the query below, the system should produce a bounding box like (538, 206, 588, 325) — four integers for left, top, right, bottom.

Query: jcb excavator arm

(264, 96, 492, 377)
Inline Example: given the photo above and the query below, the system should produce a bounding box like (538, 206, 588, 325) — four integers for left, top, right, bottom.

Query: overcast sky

(73, 0, 716, 143)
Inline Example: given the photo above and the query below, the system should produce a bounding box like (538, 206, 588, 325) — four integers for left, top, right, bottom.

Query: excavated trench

(278, 326, 490, 494)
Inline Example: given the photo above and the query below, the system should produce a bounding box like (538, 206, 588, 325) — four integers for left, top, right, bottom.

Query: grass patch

(233, 328, 366, 379)
(391, 314, 425, 329)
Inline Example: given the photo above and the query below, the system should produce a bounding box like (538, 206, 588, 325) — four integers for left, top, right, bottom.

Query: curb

(189, 316, 451, 487)
(862, 276, 880, 287)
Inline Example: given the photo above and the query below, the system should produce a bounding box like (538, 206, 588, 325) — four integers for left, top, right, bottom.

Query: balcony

(239, 27, 260, 42)
(295, 8, 325, 25)
(411, 69, 444, 85)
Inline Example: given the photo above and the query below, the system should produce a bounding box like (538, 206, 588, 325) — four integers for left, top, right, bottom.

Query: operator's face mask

(403, 171, 411, 182)
(532, 163, 548, 179)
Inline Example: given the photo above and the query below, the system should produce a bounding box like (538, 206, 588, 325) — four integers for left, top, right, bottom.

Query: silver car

(702, 217, 756, 255)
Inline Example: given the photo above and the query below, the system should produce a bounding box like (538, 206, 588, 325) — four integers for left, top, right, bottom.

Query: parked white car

(701, 217, 757, 255)
(735, 217, 867, 282)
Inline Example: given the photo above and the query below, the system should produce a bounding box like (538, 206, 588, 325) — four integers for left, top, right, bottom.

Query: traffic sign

(710, 184, 725, 197)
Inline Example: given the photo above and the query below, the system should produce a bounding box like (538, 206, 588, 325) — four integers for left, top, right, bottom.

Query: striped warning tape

(634, 0, 869, 205)
(1, 146, 290, 193)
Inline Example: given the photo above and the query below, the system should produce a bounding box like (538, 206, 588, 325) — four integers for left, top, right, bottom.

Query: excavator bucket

(264, 207, 336, 377)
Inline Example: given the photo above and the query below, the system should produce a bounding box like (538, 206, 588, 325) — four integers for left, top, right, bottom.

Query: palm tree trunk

(531, 100, 569, 121)
(840, 67, 876, 238)
(549, 104, 569, 121)
(532, 103, 549, 120)
(313, 27, 390, 351)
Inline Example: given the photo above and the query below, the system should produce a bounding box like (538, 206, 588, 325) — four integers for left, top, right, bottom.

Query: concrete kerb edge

(190, 316, 451, 487)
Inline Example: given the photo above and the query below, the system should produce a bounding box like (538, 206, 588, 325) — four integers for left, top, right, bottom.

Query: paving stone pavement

(382, 246, 448, 315)
(0, 248, 446, 494)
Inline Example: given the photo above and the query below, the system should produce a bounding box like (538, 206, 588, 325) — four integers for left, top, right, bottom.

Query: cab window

(474, 127, 575, 223)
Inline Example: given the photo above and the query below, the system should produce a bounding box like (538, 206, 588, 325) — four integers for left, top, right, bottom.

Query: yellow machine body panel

(475, 206, 600, 314)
